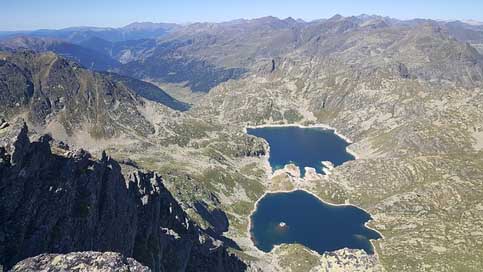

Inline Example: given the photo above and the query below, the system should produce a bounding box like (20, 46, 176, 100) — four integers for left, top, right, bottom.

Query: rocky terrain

(1, 14, 483, 272)
(11, 252, 150, 272)
(0, 122, 246, 271)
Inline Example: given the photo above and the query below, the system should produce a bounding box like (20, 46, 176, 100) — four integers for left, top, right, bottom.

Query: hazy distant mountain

(122, 21, 180, 32)
(445, 21, 483, 43)
(454, 19, 483, 26)
(0, 22, 179, 43)
(0, 36, 120, 71)
(78, 37, 157, 63)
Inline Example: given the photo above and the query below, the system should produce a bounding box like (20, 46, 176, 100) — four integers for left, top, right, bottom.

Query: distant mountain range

(0, 22, 180, 43)
(2, 15, 483, 94)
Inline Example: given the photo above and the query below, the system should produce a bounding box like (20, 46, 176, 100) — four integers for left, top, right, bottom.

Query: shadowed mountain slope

(0, 123, 246, 271)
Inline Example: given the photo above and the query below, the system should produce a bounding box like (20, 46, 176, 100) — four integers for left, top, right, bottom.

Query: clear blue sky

(2, 0, 483, 31)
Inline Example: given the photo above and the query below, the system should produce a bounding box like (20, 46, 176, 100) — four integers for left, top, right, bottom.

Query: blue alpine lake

(247, 126, 380, 254)
(250, 190, 381, 254)
(246, 126, 355, 176)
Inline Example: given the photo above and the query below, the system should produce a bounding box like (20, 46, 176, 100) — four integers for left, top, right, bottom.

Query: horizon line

(1, 13, 482, 32)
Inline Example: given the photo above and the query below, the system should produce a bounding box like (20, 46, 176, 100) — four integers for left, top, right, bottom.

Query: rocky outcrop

(11, 252, 150, 272)
(0, 124, 246, 271)
(0, 119, 8, 130)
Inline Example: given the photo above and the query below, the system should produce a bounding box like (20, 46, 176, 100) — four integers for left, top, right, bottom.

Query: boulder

(11, 252, 150, 272)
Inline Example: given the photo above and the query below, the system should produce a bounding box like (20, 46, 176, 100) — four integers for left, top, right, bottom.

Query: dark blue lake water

(250, 190, 381, 254)
(247, 126, 354, 176)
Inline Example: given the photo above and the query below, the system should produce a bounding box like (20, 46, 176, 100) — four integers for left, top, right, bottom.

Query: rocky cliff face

(0, 123, 246, 271)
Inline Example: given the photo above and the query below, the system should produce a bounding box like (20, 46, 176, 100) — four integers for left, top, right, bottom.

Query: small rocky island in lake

(250, 190, 381, 254)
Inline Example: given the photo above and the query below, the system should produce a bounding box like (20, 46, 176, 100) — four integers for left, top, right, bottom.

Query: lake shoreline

(247, 187, 385, 255)
(244, 123, 360, 160)
(243, 123, 383, 258)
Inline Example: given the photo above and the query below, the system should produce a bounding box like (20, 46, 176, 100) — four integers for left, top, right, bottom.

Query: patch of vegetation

(226, 213, 249, 236)
(231, 200, 254, 216)
(240, 163, 266, 178)
(312, 181, 349, 205)
(201, 147, 229, 165)
(295, 79, 305, 91)
(270, 174, 295, 192)
(271, 110, 283, 121)
(314, 109, 339, 123)
(198, 167, 237, 195)
(197, 167, 265, 201)
(275, 244, 321, 272)
(229, 248, 259, 262)
(283, 109, 303, 123)
(168, 119, 219, 147)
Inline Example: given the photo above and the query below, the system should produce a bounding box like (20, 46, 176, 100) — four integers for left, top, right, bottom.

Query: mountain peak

(328, 14, 344, 21)
(122, 21, 178, 31)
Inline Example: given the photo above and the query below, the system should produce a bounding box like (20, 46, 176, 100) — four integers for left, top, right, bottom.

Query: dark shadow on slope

(194, 201, 242, 251)
(103, 72, 191, 111)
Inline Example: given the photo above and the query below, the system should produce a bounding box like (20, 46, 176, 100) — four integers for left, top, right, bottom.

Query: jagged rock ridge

(0, 123, 246, 271)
